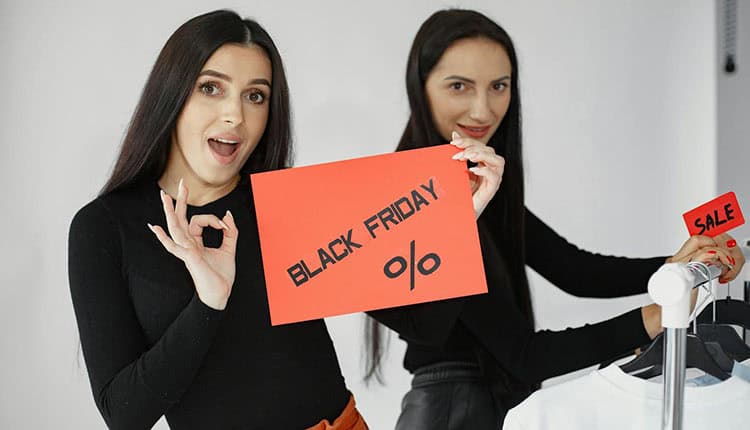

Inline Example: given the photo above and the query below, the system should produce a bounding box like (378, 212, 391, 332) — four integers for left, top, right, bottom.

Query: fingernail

(160, 189, 165, 199)
(452, 131, 460, 140)
(708, 250, 717, 254)
(226, 210, 233, 218)
(469, 167, 480, 173)
(178, 178, 184, 193)
(730, 256, 736, 265)
(452, 152, 464, 160)
(219, 220, 229, 230)
(147, 223, 155, 233)
(727, 239, 737, 248)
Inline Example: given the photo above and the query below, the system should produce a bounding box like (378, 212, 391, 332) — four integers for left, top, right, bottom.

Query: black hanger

(619, 332, 732, 380)
(696, 297, 750, 329)
(696, 323, 750, 361)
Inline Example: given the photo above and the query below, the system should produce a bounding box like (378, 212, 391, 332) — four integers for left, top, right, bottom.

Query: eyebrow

(443, 75, 511, 84)
(198, 69, 271, 87)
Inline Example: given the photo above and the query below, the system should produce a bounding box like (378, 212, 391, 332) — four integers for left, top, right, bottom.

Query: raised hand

(713, 233, 745, 283)
(148, 179, 239, 310)
(450, 131, 505, 219)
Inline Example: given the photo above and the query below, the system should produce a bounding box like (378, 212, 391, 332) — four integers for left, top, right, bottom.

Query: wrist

(641, 304, 663, 340)
(198, 290, 229, 310)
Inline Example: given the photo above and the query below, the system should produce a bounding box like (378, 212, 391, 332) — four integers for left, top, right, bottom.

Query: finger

(716, 248, 740, 281)
(188, 214, 228, 237)
(691, 248, 734, 281)
(453, 146, 503, 164)
(219, 210, 239, 254)
(685, 235, 718, 253)
(449, 134, 488, 150)
(175, 178, 189, 230)
(672, 235, 718, 261)
(451, 144, 496, 158)
(716, 233, 742, 272)
(148, 223, 187, 260)
(464, 151, 505, 169)
(713, 233, 734, 248)
(691, 248, 729, 266)
(160, 189, 191, 246)
(469, 166, 502, 200)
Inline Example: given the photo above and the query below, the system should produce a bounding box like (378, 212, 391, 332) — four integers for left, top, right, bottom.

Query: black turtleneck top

(68, 176, 349, 429)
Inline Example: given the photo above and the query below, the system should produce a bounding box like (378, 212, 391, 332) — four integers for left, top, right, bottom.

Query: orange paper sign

(683, 191, 745, 237)
(250, 145, 488, 325)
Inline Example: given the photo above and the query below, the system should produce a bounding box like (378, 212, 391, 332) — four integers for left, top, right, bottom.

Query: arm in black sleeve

(367, 298, 465, 346)
(525, 208, 667, 298)
(459, 288, 650, 385)
(459, 227, 652, 385)
(68, 200, 223, 429)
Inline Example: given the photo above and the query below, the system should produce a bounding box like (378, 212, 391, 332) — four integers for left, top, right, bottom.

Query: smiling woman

(425, 37, 512, 143)
(363, 9, 745, 430)
(67, 9, 368, 430)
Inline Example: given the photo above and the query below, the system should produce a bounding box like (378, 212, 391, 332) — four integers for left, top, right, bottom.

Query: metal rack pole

(649, 262, 721, 430)
(662, 327, 686, 429)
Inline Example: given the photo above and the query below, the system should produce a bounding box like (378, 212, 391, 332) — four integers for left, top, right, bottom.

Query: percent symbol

(383, 240, 441, 290)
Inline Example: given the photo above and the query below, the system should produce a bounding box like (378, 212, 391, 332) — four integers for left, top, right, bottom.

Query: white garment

(502, 364, 750, 430)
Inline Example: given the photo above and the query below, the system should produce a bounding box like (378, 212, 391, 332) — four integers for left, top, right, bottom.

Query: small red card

(683, 191, 745, 237)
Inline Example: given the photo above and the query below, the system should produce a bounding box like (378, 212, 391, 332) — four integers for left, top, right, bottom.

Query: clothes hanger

(620, 269, 734, 380)
(695, 324, 750, 361)
(697, 297, 750, 329)
(619, 331, 732, 380)
(695, 281, 750, 361)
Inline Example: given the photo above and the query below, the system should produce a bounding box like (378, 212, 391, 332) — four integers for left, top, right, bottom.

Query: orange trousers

(306, 395, 368, 430)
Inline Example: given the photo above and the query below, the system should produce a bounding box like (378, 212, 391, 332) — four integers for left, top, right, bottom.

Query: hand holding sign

(713, 233, 746, 283)
(450, 131, 505, 218)
(679, 192, 746, 283)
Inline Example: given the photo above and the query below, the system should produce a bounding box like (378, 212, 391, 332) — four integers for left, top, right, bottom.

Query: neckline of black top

(146, 174, 253, 216)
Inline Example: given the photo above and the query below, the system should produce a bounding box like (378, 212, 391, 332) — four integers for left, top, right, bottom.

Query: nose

(468, 93, 493, 124)
(221, 97, 244, 126)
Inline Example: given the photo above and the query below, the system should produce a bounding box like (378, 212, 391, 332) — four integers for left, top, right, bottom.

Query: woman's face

(425, 37, 512, 145)
(171, 43, 272, 187)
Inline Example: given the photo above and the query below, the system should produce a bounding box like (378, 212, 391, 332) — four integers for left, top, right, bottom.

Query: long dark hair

(364, 8, 533, 383)
(100, 9, 292, 195)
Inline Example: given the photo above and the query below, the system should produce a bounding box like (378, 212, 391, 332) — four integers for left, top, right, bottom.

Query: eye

(198, 81, 222, 96)
(493, 81, 508, 91)
(245, 89, 267, 104)
(449, 82, 465, 91)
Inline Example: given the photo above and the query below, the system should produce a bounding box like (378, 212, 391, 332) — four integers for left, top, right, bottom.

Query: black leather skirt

(394, 362, 505, 430)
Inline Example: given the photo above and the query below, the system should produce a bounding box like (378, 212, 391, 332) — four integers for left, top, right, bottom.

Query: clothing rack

(647, 262, 722, 430)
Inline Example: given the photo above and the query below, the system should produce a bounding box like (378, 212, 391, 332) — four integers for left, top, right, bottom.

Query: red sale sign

(250, 145, 488, 325)
(683, 191, 745, 237)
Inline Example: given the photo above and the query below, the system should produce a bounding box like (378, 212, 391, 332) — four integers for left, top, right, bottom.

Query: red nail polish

(730, 256, 736, 265)
(727, 239, 737, 248)
(708, 250, 717, 254)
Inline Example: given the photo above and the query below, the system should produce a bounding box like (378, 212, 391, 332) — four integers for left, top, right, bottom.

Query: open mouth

(208, 137, 241, 164)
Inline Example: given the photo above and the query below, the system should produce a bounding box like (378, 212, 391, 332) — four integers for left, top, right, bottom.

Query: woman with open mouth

(68, 10, 368, 430)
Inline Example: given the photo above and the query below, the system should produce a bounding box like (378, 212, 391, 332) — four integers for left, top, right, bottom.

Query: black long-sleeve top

(371, 208, 666, 398)
(68, 177, 350, 429)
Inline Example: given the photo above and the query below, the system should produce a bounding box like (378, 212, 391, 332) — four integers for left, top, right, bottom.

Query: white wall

(0, 1, 721, 429)
(718, 0, 750, 252)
